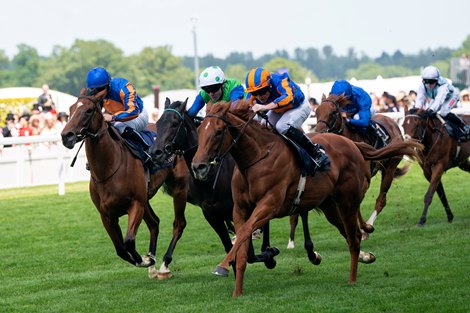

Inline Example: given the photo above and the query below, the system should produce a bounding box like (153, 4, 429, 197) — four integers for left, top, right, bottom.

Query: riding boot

(445, 113, 470, 139)
(285, 126, 330, 171)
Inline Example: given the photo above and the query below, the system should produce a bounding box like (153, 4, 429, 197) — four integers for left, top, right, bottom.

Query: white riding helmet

(421, 66, 441, 80)
(199, 66, 225, 87)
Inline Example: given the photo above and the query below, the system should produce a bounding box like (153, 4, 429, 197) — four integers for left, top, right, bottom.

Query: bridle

(403, 113, 428, 143)
(316, 99, 344, 134)
(160, 108, 198, 156)
(74, 95, 108, 141)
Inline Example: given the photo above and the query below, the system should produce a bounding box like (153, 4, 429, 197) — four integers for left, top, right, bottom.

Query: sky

(2, 0, 470, 60)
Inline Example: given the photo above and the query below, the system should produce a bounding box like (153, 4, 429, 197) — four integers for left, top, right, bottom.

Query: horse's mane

(324, 93, 351, 108)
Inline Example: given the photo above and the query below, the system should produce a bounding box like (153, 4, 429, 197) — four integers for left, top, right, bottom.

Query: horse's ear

(80, 87, 87, 96)
(96, 88, 107, 102)
(178, 98, 188, 112)
(165, 97, 171, 109)
(321, 94, 326, 101)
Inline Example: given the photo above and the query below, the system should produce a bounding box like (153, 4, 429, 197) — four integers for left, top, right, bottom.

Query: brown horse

(61, 88, 190, 279)
(402, 108, 470, 226)
(316, 93, 410, 239)
(191, 100, 421, 297)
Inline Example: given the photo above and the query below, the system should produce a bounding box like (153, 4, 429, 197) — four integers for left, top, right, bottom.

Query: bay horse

(149, 98, 282, 274)
(402, 108, 470, 226)
(190, 100, 421, 297)
(316, 93, 410, 239)
(62, 88, 194, 280)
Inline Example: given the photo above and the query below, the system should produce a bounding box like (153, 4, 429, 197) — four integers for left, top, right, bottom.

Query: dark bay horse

(191, 100, 421, 297)
(402, 108, 470, 226)
(61, 88, 164, 270)
(149, 98, 280, 274)
(316, 93, 410, 239)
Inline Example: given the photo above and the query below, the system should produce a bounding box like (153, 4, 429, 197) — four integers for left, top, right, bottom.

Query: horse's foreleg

(143, 201, 160, 278)
(100, 214, 135, 266)
(233, 237, 250, 298)
(287, 214, 299, 249)
(124, 200, 146, 266)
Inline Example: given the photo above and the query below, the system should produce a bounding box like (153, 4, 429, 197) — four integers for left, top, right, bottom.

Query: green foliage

(346, 63, 418, 80)
(263, 57, 319, 83)
(0, 165, 469, 312)
(452, 34, 470, 57)
(225, 64, 249, 83)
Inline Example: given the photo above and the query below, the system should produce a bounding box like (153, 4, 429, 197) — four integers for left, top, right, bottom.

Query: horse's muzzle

(191, 162, 210, 181)
(61, 132, 77, 149)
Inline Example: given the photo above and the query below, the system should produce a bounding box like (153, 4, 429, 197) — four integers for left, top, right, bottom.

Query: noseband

(161, 108, 198, 156)
(404, 114, 427, 143)
(75, 96, 107, 141)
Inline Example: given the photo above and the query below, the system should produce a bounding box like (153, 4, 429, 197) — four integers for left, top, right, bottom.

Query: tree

(225, 64, 248, 83)
(263, 57, 318, 83)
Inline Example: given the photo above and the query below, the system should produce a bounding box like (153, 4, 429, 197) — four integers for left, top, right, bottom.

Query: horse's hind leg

(143, 201, 160, 278)
(435, 181, 454, 223)
(418, 164, 445, 227)
(287, 214, 299, 249)
(100, 214, 135, 266)
(299, 211, 321, 265)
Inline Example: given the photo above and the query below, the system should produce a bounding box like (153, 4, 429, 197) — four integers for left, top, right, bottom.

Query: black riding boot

(445, 113, 470, 139)
(368, 124, 389, 146)
(285, 126, 330, 171)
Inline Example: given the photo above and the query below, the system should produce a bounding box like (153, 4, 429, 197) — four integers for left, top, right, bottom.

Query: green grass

(1, 163, 469, 313)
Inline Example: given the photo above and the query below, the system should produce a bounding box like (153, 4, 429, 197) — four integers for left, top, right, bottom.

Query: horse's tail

(354, 141, 423, 162)
(394, 163, 411, 178)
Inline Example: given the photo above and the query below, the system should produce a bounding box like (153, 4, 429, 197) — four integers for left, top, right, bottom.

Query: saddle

(443, 121, 470, 142)
(348, 121, 390, 149)
(282, 135, 318, 177)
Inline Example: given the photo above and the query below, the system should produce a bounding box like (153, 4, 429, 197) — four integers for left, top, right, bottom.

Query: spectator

(308, 97, 318, 116)
(460, 89, 470, 109)
(395, 91, 411, 112)
(56, 112, 68, 131)
(408, 90, 417, 106)
(29, 115, 42, 135)
(2, 113, 19, 147)
(18, 115, 34, 137)
(369, 92, 381, 114)
(381, 92, 400, 112)
(37, 84, 55, 111)
(40, 112, 60, 147)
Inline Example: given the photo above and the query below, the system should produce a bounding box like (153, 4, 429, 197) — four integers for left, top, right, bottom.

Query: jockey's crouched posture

(245, 67, 329, 171)
(413, 65, 470, 140)
(329, 79, 389, 146)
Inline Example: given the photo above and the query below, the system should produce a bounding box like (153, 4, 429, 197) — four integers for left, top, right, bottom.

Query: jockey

(329, 79, 388, 144)
(85, 67, 149, 135)
(187, 66, 245, 117)
(245, 67, 329, 171)
(413, 65, 470, 137)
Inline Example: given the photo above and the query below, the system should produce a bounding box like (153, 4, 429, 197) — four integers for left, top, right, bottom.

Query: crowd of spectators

(0, 86, 69, 150)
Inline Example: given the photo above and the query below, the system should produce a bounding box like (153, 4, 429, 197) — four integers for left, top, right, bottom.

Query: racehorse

(402, 108, 470, 226)
(190, 100, 421, 297)
(61, 88, 164, 270)
(316, 93, 410, 238)
(149, 98, 281, 274)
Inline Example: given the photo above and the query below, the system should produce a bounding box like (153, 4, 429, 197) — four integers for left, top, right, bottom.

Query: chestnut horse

(402, 108, 470, 226)
(316, 93, 410, 239)
(149, 98, 281, 273)
(61, 89, 191, 279)
(191, 100, 421, 297)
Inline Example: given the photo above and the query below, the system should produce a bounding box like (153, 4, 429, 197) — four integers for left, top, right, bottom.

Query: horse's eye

(86, 108, 93, 114)
(215, 129, 223, 137)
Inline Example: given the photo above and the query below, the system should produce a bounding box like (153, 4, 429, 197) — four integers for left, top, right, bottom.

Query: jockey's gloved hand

(257, 111, 268, 120)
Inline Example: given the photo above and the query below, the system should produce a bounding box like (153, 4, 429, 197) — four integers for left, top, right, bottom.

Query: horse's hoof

(416, 222, 425, 228)
(148, 267, 159, 279)
(287, 239, 295, 249)
(364, 224, 375, 234)
(268, 246, 280, 257)
(264, 258, 277, 270)
(311, 251, 322, 265)
(359, 251, 376, 264)
(212, 266, 229, 277)
(361, 231, 370, 241)
(157, 271, 172, 280)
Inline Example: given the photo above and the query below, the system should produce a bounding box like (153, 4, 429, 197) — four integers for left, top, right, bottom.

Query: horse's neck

(227, 115, 281, 170)
(181, 121, 199, 166)
(85, 129, 123, 179)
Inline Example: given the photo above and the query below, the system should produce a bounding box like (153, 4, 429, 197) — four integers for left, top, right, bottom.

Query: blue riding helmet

(86, 67, 111, 89)
(331, 80, 352, 98)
